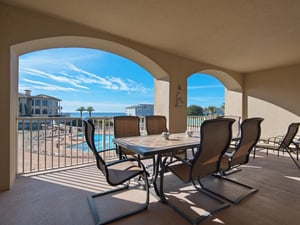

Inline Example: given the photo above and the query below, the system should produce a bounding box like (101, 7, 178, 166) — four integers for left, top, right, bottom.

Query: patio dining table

(113, 132, 200, 198)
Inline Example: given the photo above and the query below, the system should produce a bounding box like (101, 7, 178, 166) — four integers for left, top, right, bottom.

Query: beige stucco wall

(245, 65, 300, 137)
(248, 96, 299, 138)
(225, 89, 243, 117)
(0, 3, 242, 190)
(226, 64, 300, 137)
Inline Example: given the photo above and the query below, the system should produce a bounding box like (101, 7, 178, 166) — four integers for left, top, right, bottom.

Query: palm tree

(76, 106, 86, 117)
(86, 106, 95, 117)
(203, 107, 209, 116)
(221, 102, 225, 115)
(207, 106, 216, 116)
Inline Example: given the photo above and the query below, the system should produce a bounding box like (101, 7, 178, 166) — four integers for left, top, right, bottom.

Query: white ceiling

(2, 0, 300, 73)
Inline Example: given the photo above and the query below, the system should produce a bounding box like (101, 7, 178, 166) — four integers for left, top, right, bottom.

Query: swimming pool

(67, 134, 115, 151)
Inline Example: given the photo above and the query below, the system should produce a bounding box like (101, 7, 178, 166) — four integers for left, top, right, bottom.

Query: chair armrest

(291, 141, 300, 148)
(106, 157, 142, 167)
(258, 136, 282, 145)
(224, 147, 236, 158)
(96, 148, 116, 154)
(163, 154, 193, 168)
(268, 135, 283, 144)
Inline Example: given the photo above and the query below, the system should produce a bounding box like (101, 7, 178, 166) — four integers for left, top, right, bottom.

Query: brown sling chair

(159, 118, 235, 225)
(84, 119, 149, 225)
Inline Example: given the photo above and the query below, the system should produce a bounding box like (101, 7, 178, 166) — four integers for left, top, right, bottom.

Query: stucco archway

(187, 69, 243, 118)
(9, 36, 169, 185)
(11, 36, 169, 79)
(200, 69, 242, 92)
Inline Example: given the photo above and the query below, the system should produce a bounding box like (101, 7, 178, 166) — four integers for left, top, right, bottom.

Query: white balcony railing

(17, 116, 214, 174)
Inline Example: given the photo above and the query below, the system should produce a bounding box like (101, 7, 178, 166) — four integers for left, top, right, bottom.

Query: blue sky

(19, 48, 224, 112)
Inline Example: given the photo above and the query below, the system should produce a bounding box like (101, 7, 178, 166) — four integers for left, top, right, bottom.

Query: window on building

(35, 109, 40, 114)
(42, 100, 48, 106)
(35, 99, 41, 106)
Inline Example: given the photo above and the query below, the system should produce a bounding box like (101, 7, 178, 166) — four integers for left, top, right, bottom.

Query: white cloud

(19, 48, 105, 67)
(68, 64, 112, 87)
(21, 67, 89, 89)
(68, 64, 149, 93)
(22, 79, 84, 92)
(20, 60, 150, 94)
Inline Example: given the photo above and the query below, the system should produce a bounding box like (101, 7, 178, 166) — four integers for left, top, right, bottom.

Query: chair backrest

(84, 120, 107, 176)
(113, 116, 140, 138)
(281, 122, 300, 148)
(191, 118, 235, 178)
(230, 117, 264, 166)
(145, 115, 168, 135)
(218, 115, 241, 139)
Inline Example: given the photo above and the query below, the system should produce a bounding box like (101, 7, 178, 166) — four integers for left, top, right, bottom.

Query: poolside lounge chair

(208, 117, 264, 203)
(84, 119, 149, 225)
(255, 122, 300, 169)
(159, 118, 235, 224)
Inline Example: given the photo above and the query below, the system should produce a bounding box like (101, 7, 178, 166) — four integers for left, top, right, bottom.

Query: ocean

(66, 112, 126, 118)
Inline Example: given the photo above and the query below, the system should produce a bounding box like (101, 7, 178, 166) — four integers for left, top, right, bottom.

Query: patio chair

(113, 116, 141, 159)
(208, 117, 264, 203)
(145, 115, 168, 135)
(114, 116, 156, 175)
(146, 115, 195, 160)
(84, 119, 149, 225)
(217, 115, 241, 145)
(159, 118, 235, 225)
(255, 122, 300, 169)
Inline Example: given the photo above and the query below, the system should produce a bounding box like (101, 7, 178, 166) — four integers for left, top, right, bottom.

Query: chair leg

(201, 174, 258, 204)
(159, 167, 229, 225)
(253, 147, 256, 158)
(285, 147, 300, 170)
(88, 176, 149, 225)
(222, 166, 242, 175)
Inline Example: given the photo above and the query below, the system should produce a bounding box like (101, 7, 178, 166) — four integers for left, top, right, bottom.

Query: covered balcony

(1, 1, 300, 224)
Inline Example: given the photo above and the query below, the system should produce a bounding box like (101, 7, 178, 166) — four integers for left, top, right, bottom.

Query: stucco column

(0, 48, 12, 191)
(242, 90, 248, 120)
(154, 77, 187, 133)
(170, 75, 188, 133)
(154, 79, 169, 119)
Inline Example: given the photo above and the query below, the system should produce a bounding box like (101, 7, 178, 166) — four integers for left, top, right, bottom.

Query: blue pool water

(67, 134, 115, 151)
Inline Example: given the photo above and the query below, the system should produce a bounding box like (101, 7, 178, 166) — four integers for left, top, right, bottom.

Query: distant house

(125, 104, 154, 116)
(18, 90, 62, 117)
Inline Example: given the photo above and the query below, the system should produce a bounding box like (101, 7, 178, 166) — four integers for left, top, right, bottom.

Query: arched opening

(18, 47, 155, 115)
(187, 69, 243, 118)
(10, 36, 169, 180)
(187, 73, 225, 116)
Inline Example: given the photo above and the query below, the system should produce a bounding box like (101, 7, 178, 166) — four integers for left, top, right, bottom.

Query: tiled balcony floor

(0, 151, 299, 225)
